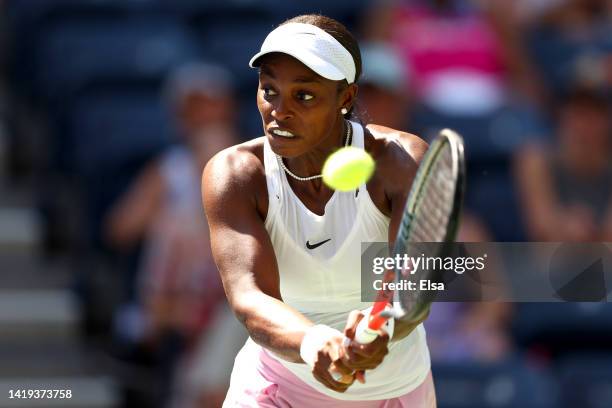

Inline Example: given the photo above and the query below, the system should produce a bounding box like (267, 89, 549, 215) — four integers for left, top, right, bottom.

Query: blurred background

(0, 0, 610, 407)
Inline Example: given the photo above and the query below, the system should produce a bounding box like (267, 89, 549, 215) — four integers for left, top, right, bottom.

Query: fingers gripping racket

(355, 128, 466, 344)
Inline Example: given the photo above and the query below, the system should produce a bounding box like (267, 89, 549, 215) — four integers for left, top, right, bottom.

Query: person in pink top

(364, 0, 545, 116)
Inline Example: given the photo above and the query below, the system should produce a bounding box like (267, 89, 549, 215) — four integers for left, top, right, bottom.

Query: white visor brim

(249, 23, 356, 84)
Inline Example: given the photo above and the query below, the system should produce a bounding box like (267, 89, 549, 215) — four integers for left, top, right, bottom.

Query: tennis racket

(354, 128, 466, 344)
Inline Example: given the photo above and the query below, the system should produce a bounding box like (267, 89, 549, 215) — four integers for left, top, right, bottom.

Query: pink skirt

(223, 341, 436, 408)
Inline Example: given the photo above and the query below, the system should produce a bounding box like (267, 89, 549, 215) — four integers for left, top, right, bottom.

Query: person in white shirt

(203, 14, 436, 407)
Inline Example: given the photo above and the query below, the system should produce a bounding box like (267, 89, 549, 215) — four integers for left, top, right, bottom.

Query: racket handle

(353, 306, 395, 344)
(355, 319, 379, 344)
(354, 315, 382, 344)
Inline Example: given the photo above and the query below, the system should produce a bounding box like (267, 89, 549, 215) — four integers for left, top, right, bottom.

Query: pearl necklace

(276, 121, 352, 181)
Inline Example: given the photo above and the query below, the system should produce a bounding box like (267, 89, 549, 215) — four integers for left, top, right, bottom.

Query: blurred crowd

(1, 0, 611, 407)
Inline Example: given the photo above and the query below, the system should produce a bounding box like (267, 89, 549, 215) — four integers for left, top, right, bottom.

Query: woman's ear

(340, 83, 359, 113)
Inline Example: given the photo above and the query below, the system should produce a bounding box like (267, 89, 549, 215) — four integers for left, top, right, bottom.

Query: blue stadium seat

(67, 86, 174, 175)
(466, 163, 527, 241)
(65, 84, 175, 246)
(513, 303, 612, 354)
(7, 0, 151, 97)
(33, 16, 202, 102)
(256, 0, 370, 26)
(238, 87, 264, 139)
(195, 17, 274, 88)
(167, 0, 271, 18)
(527, 24, 612, 97)
(557, 353, 612, 408)
(410, 104, 546, 161)
(191, 1, 369, 87)
(410, 102, 548, 240)
(433, 358, 558, 408)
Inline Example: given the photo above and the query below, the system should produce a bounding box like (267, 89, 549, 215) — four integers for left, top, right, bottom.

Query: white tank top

(259, 121, 431, 400)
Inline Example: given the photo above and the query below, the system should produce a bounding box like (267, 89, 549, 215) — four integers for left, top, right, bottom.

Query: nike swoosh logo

(306, 239, 331, 250)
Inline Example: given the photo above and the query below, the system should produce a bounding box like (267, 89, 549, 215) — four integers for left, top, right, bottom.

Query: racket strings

(394, 131, 464, 319)
(410, 146, 455, 243)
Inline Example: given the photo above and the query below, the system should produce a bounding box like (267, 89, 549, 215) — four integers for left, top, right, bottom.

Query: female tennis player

(203, 14, 436, 407)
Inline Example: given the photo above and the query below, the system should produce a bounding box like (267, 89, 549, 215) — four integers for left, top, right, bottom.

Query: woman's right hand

(301, 324, 361, 392)
(311, 332, 358, 393)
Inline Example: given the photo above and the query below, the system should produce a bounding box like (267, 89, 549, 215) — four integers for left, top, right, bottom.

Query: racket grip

(354, 318, 380, 344)
(353, 307, 394, 344)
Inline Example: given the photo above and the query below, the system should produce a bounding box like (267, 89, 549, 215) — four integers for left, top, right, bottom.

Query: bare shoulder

(364, 124, 428, 172)
(204, 138, 265, 186)
(360, 124, 429, 215)
(202, 137, 268, 218)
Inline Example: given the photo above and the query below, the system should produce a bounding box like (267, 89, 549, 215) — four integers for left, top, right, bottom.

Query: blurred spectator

(360, 0, 549, 242)
(105, 62, 236, 250)
(358, 42, 411, 129)
(363, 0, 545, 116)
(104, 62, 243, 406)
(171, 304, 247, 408)
(426, 214, 514, 362)
(515, 87, 612, 242)
(513, 0, 567, 24)
(526, 0, 612, 98)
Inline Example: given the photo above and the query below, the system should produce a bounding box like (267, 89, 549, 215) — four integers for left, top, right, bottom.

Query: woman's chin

(267, 133, 303, 157)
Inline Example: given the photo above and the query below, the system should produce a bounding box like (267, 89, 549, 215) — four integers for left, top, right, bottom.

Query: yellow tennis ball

(322, 146, 375, 191)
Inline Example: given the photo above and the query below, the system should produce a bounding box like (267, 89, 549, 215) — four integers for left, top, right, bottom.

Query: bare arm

(602, 203, 612, 241)
(515, 144, 602, 241)
(104, 161, 164, 249)
(514, 144, 560, 240)
(478, 0, 548, 107)
(206, 146, 383, 391)
(203, 147, 314, 363)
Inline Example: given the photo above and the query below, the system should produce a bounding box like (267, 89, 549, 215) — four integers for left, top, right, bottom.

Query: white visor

(249, 23, 356, 84)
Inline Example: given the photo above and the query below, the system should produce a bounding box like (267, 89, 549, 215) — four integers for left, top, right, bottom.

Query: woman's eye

(297, 92, 314, 101)
(262, 87, 277, 97)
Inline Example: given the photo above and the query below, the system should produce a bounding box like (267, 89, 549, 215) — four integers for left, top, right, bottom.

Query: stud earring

(341, 108, 348, 115)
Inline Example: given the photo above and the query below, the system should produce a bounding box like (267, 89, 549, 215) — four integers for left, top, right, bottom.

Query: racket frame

(372, 128, 466, 327)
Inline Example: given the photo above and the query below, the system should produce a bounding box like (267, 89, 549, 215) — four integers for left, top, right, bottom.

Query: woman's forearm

(232, 290, 314, 363)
